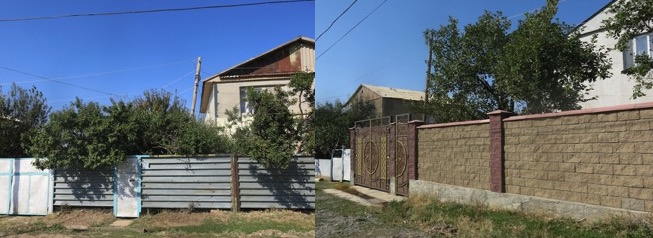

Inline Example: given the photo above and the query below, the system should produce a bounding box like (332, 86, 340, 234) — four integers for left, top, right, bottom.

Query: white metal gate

(0, 158, 53, 215)
(114, 156, 142, 218)
(331, 149, 351, 182)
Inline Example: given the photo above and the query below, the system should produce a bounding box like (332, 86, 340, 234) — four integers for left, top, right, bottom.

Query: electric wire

(316, 0, 358, 42)
(316, 0, 389, 61)
(0, 0, 315, 22)
(0, 59, 193, 86)
(0, 65, 119, 97)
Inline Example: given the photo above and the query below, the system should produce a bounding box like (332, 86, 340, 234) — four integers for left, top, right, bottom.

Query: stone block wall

(503, 109, 653, 212)
(418, 122, 491, 190)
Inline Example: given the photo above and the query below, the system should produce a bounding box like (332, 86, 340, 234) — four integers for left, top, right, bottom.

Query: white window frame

(624, 33, 653, 70)
(240, 85, 284, 115)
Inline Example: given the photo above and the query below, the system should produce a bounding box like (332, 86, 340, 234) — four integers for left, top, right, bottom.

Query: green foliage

(314, 99, 375, 159)
(28, 99, 127, 169)
(232, 87, 296, 169)
(420, 0, 611, 122)
(289, 72, 315, 155)
(27, 90, 229, 170)
(603, 0, 653, 98)
(0, 84, 50, 157)
(229, 72, 315, 169)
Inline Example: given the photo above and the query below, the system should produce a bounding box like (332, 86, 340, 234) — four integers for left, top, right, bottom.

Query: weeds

(317, 181, 653, 238)
(333, 182, 374, 199)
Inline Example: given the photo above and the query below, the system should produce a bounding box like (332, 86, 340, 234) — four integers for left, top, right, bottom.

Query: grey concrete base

(389, 177, 397, 195)
(351, 186, 406, 203)
(410, 180, 648, 222)
(323, 189, 378, 207)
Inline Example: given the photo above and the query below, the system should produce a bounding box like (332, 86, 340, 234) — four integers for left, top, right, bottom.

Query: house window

(624, 33, 653, 70)
(239, 86, 265, 115)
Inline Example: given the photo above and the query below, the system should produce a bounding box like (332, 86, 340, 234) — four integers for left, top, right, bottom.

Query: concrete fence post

(408, 120, 424, 181)
(349, 127, 356, 186)
(487, 110, 513, 193)
(231, 154, 240, 212)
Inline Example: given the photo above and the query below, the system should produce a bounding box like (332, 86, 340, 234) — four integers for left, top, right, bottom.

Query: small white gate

(0, 158, 53, 215)
(114, 156, 142, 218)
(331, 149, 351, 182)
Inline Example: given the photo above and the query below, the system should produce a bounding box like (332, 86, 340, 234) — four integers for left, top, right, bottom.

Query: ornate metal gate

(352, 114, 415, 195)
(354, 117, 390, 192)
(394, 114, 410, 196)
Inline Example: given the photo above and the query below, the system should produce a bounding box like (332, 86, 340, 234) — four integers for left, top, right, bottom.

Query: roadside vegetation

(0, 209, 314, 237)
(317, 181, 653, 237)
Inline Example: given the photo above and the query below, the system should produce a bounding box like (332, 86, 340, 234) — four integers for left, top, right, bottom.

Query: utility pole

(424, 33, 433, 104)
(191, 56, 202, 117)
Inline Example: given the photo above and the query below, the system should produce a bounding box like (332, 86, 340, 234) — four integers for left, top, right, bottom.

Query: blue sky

(0, 1, 315, 114)
(315, 0, 612, 105)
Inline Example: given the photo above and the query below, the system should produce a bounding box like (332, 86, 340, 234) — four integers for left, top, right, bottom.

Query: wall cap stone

(418, 119, 489, 129)
(487, 110, 514, 116)
(504, 101, 653, 122)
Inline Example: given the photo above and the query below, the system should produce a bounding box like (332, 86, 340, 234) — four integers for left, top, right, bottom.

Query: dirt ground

(315, 186, 430, 238)
(0, 209, 315, 238)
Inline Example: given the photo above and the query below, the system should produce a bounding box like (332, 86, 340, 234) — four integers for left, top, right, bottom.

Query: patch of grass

(171, 217, 311, 234)
(317, 183, 370, 217)
(376, 196, 653, 237)
(0, 220, 65, 236)
(317, 182, 653, 237)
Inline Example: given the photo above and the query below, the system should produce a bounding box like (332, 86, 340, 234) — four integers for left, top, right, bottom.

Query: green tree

(602, 0, 653, 98)
(233, 87, 296, 169)
(0, 84, 50, 157)
(420, 0, 611, 122)
(28, 99, 127, 169)
(28, 90, 229, 170)
(289, 72, 315, 155)
(229, 72, 316, 169)
(314, 99, 375, 159)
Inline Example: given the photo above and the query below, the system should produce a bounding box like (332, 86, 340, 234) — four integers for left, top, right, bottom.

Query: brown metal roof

(199, 36, 315, 113)
(345, 84, 425, 107)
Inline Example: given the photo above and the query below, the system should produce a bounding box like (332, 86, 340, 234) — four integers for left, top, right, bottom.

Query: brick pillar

(487, 110, 513, 193)
(389, 123, 397, 195)
(349, 127, 356, 185)
(407, 120, 424, 181)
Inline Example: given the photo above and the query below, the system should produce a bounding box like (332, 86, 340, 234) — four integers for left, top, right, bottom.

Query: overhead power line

(0, 65, 119, 97)
(316, 0, 389, 61)
(316, 0, 358, 42)
(1, 59, 193, 86)
(0, 0, 315, 22)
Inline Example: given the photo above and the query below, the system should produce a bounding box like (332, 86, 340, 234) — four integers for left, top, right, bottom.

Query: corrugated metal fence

(53, 169, 113, 207)
(238, 157, 315, 209)
(141, 156, 232, 209)
(47, 155, 315, 215)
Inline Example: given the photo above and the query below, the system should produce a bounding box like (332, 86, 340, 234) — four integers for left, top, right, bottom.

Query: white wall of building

(578, 2, 653, 109)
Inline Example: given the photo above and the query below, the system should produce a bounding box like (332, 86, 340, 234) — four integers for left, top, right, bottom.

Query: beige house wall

(203, 78, 313, 128)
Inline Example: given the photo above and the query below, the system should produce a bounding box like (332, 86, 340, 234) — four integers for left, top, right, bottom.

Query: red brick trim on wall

(487, 110, 513, 193)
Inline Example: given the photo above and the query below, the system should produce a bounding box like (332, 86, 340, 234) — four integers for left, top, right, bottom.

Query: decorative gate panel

(354, 117, 390, 192)
(395, 114, 410, 196)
